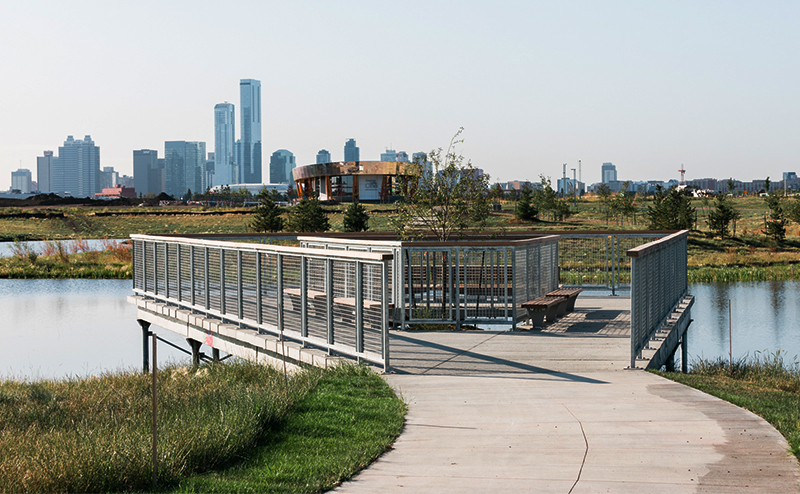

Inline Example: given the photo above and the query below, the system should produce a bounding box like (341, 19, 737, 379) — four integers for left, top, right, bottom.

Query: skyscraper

(214, 102, 236, 186)
(11, 169, 32, 193)
(270, 150, 296, 184)
(164, 141, 206, 198)
(601, 163, 617, 184)
(134, 149, 163, 196)
(344, 138, 359, 162)
(52, 135, 100, 197)
(380, 149, 397, 161)
(240, 79, 262, 183)
(316, 149, 331, 164)
(37, 150, 54, 193)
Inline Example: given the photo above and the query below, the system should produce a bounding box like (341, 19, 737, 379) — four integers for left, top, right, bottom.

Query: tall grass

(0, 362, 319, 493)
(689, 350, 800, 393)
(689, 264, 800, 282)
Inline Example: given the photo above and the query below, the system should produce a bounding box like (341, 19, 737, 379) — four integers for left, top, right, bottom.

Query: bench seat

(546, 288, 582, 313)
(521, 296, 563, 328)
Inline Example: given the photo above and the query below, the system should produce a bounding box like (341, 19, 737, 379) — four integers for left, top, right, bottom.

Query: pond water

(0, 239, 125, 258)
(0, 279, 190, 380)
(1, 279, 798, 380)
(687, 281, 800, 363)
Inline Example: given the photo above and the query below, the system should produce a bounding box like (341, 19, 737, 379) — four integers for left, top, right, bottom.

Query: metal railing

(300, 234, 560, 329)
(627, 230, 689, 368)
(558, 232, 668, 293)
(131, 234, 393, 370)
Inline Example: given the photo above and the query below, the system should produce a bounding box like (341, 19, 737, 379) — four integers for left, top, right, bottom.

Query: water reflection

(688, 281, 800, 362)
(0, 239, 123, 258)
(0, 279, 189, 380)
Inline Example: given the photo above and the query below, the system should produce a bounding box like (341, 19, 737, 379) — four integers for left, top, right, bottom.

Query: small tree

(286, 193, 329, 232)
(764, 176, 771, 195)
(250, 188, 284, 232)
(490, 183, 505, 202)
(515, 184, 537, 222)
(706, 194, 739, 239)
(343, 201, 369, 232)
(393, 128, 490, 240)
(764, 193, 786, 242)
(727, 178, 735, 195)
(647, 185, 695, 230)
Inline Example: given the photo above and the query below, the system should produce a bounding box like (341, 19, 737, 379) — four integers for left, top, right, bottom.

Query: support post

(681, 330, 688, 373)
(213, 348, 220, 362)
(187, 338, 202, 366)
(139, 319, 151, 373)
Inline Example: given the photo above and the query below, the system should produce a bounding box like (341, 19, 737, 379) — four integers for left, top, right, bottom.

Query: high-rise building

(601, 162, 617, 184)
(52, 135, 100, 197)
(11, 169, 32, 193)
(214, 102, 236, 186)
(270, 149, 296, 184)
(239, 79, 262, 183)
(396, 151, 409, 163)
(316, 149, 331, 164)
(164, 141, 206, 198)
(344, 138, 359, 162)
(98, 167, 118, 189)
(133, 149, 163, 196)
(37, 151, 55, 193)
(380, 149, 397, 161)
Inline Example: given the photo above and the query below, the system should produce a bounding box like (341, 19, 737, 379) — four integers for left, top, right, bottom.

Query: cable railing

(132, 234, 393, 370)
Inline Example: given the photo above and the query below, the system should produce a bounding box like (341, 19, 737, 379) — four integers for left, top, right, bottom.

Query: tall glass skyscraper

(270, 149, 296, 184)
(316, 149, 331, 164)
(344, 138, 359, 162)
(165, 141, 206, 198)
(214, 102, 236, 186)
(53, 135, 100, 197)
(240, 79, 262, 183)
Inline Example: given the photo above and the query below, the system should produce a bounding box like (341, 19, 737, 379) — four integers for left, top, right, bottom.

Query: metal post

(190, 246, 196, 306)
(220, 249, 226, 315)
(301, 257, 308, 338)
(277, 254, 284, 338)
(511, 247, 517, 330)
(382, 259, 390, 371)
(204, 247, 210, 310)
(139, 319, 151, 373)
(326, 258, 334, 346)
(356, 261, 364, 354)
(152, 242, 158, 296)
(142, 241, 148, 293)
(176, 245, 181, 302)
(237, 251, 243, 321)
(164, 243, 169, 299)
(151, 330, 157, 490)
(681, 330, 688, 373)
(256, 253, 262, 325)
(630, 258, 637, 369)
(611, 235, 617, 296)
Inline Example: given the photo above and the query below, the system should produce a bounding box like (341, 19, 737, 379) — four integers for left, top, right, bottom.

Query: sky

(1, 0, 798, 191)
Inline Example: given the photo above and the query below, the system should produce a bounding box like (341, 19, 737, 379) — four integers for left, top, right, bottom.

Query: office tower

(205, 152, 215, 190)
(133, 149, 163, 196)
(37, 150, 55, 193)
(98, 167, 118, 190)
(344, 138, 359, 162)
(52, 135, 100, 197)
(316, 149, 331, 164)
(396, 151, 409, 163)
(380, 149, 397, 161)
(601, 162, 617, 184)
(11, 169, 32, 193)
(269, 149, 296, 184)
(240, 79, 262, 183)
(214, 102, 236, 186)
(164, 141, 206, 198)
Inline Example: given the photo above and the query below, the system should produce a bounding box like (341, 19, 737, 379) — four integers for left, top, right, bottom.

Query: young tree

(764, 193, 786, 242)
(727, 178, 736, 195)
(764, 176, 771, 195)
(515, 184, 537, 221)
(646, 185, 695, 230)
(490, 183, 505, 202)
(706, 194, 739, 239)
(393, 128, 490, 240)
(285, 193, 330, 232)
(249, 188, 284, 232)
(342, 201, 369, 232)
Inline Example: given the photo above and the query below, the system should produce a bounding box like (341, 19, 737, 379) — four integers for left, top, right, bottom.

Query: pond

(0, 239, 125, 258)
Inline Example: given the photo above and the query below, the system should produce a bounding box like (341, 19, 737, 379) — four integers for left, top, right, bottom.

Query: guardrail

(627, 230, 689, 368)
(131, 234, 393, 370)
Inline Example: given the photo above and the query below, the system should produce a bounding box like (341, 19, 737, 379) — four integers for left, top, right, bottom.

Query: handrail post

(237, 250, 243, 321)
(382, 259, 390, 371)
(356, 261, 364, 354)
(326, 258, 334, 346)
(256, 252, 262, 325)
(301, 257, 308, 339)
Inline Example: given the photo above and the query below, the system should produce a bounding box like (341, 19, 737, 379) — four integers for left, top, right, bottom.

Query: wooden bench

(521, 296, 563, 328)
(546, 288, 583, 313)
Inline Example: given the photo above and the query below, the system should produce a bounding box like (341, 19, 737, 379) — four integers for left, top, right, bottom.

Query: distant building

(557, 178, 585, 196)
(380, 149, 397, 161)
(205, 152, 215, 192)
(11, 169, 32, 193)
(164, 141, 206, 198)
(214, 102, 236, 186)
(316, 149, 331, 164)
(95, 184, 136, 200)
(37, 150, 55, 193)
(118, 174, 135, 188)
(396, 151, 409, 163)
(98, 166, 118, 190)
(269, 150, 296, 184)
(239, 79, 262, 183)
(601, 162, 617, 184)
(50, 135, 100, 197)
(133, 149, 163, 196)
(344, 138, 359, 162)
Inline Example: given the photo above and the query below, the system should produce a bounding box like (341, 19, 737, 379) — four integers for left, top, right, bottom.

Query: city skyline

(1, 2, 799, 190)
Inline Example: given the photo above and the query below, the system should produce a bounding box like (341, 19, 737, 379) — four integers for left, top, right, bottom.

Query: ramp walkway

(337, 297, 800, 493)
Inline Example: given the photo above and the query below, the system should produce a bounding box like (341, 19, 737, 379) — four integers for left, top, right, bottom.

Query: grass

(0, 362, 405, 494)
(0, 239, 132, 279)
(656, 351, 800, 461)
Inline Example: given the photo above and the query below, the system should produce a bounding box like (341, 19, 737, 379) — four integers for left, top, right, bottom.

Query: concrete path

(337, 297, 800, 493)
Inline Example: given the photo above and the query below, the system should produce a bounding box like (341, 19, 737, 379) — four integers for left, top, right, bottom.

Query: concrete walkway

(337, 297, 800, 493)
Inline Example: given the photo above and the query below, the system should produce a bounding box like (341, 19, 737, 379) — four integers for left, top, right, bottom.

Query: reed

(688, 264, 800, 282)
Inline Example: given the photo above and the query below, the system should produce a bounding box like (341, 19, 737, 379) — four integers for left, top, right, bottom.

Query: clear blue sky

(1, 0, 798, 190)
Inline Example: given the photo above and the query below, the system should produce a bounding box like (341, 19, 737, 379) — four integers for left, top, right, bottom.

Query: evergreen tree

(249, 188, 284, 232)
(286, 194, 330, 232)
(343, 201, 369, 232)
(706, 194, 739, 238)
(764, 193, 786, 242)
(515, 185, 537, 221)
(646, 185, 695, 230)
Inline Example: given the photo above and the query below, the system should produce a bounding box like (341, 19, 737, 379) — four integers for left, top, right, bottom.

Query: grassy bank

(0, 239, 132, 279)
(0, 362, 405, 493)
(656, 352, 800, 461)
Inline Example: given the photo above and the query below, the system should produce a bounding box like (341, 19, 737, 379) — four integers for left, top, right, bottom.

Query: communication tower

(678, 165, 686, 185)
